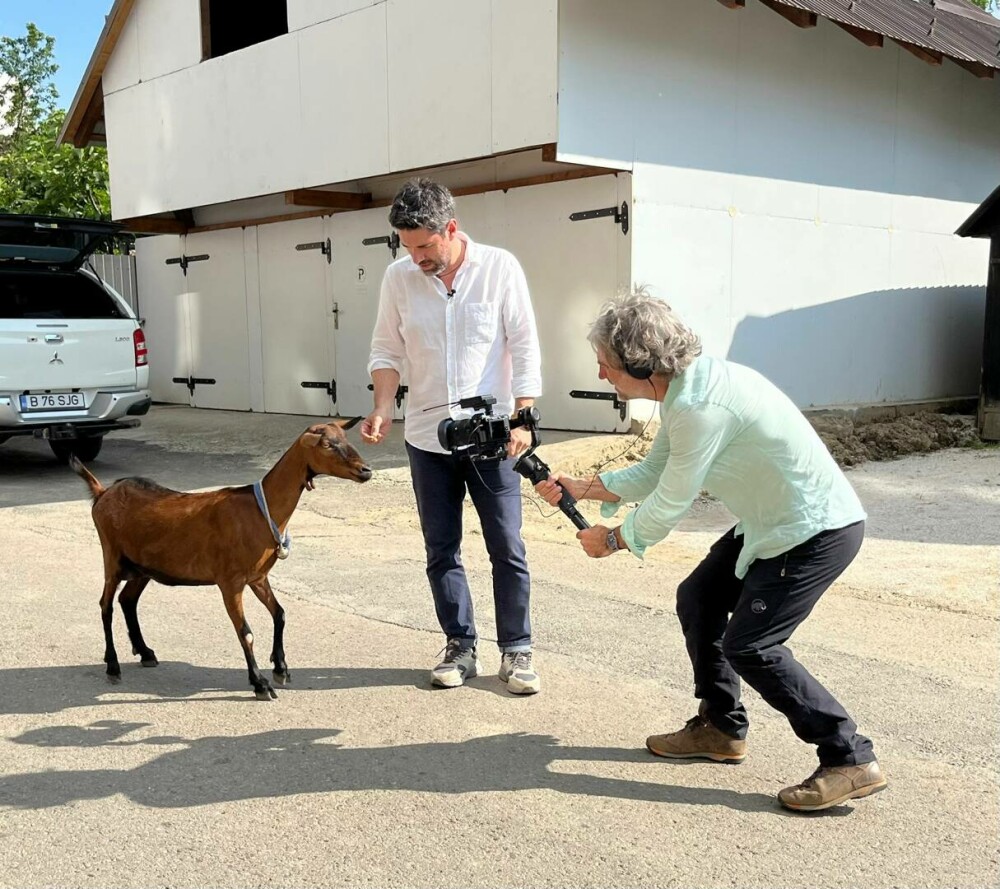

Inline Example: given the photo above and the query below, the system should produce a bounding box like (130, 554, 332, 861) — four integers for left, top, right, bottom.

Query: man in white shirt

(362, 178, 543, 694)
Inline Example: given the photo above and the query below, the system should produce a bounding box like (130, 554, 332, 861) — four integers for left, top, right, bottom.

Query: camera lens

(437, 417, 455, 451)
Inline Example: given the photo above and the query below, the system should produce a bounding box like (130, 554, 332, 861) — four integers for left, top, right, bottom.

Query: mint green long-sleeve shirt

(599, 356, 866, 578)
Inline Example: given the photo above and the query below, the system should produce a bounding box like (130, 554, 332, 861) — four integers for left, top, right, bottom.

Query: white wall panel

(134, 234, 189, 404)
(151, 64, 233, 213)
(102, 9, 140, 95)
(299, 5, 389, 185)
(183, 229, 252, 411)
(223, 37, 304, 197)
(103, 0, 201, 94)
(256, 218, 334, 416)
(288, 0, 382, 31)
(491, 0, 557, 153)
(104, 0, 556, 216)
(630, 193, 733, 361)
(562, 0, 999, 410)
(136, 0, 203, 84)
(243, 227, 265, 413)
(105, 85, 148, 220)
(387, 0, 492, 170)
(558, 0, 1000, 205)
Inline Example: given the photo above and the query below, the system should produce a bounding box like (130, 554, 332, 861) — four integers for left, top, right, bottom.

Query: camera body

(437, 395, 539, 462)
(436, 394, 590, 530)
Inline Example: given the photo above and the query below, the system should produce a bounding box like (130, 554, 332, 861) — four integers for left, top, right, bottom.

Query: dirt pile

(810, 412, 981, 466)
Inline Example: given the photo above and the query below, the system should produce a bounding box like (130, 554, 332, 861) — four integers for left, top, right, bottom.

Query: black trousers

(677, 521, 875, 767)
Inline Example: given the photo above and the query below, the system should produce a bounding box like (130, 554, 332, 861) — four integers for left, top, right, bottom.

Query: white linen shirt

(367, 234, 542, 454)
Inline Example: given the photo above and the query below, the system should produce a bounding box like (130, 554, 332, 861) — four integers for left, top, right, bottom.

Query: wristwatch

(606, 528, 620, 553)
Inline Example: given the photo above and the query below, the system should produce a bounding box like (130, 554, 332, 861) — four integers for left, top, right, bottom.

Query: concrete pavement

(0, 405, 997, 888)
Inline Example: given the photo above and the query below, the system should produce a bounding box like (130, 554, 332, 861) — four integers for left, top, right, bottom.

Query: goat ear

(301, 430, 323, 448)
(338, 416, 363, 431)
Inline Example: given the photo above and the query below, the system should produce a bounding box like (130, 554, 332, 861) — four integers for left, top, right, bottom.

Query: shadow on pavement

(1, 719, 799, 816)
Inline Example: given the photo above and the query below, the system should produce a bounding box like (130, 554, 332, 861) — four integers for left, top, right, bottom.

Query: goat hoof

(254, 687, 277, 701)
(272, 670, 290, 686)
(140, 657, 159, 667)
(106, 672, 122, 685)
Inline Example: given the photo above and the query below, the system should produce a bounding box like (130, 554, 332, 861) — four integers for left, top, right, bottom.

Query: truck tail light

(133, 327, 148, 367)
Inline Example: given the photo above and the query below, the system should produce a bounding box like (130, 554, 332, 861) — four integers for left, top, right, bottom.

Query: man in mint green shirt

(536, 291, 886, 813)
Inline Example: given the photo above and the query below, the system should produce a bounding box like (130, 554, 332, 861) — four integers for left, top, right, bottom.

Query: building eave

(57, 0, 136, 148)
(957, 182, 1000, 238)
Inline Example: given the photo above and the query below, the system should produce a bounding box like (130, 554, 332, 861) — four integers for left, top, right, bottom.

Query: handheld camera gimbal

(435, 395, 591, 530)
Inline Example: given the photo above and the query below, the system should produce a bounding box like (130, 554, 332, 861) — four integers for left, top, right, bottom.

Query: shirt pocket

(465, 302, 499, 345)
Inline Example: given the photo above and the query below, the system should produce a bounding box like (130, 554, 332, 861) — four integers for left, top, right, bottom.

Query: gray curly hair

(388, 178, 456, 234)
(588, 288, 702, 379)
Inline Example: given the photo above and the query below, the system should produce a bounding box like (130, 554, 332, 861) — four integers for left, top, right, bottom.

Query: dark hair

(388, 178, 456, 234)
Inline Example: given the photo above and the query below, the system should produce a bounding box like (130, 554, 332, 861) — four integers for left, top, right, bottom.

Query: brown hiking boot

(645, 713, 747, 764)
(778, 761, 887, 812)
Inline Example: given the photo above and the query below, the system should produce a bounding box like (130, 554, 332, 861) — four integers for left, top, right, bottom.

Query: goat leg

(221, 585, 277, 700)
(99, 577, 122, 682)
(118, 577, 157, 666)
(249, 578, 289, 686)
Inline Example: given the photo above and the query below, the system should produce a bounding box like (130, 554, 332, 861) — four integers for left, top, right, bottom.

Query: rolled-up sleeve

(612, 403, 740, 559)
(502, 257, 542, 398)
(367, 268, 405, 376)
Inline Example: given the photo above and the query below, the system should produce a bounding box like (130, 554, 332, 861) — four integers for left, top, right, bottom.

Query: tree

(968, 0, 999, 14)
(0, 24, 58, 152)
(0, 23, 111, 221)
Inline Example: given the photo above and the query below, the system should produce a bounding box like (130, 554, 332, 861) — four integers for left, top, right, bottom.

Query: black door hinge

(570, 389, 627, 421)
(172, 376, 217, 396)
(296, 238, 332, 264)
(302, 379, 337, 401)
(165, 254, 210, 276)
(363, 232, 400, 259)
(569, 201, 629, 235)
(367, 383, 408, 409)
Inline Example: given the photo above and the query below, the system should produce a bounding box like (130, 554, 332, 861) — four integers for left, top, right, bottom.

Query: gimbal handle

(512, 450, 591, 531)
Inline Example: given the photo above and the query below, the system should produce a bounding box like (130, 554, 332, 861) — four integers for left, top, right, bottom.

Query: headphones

(623, 359, 653, 380)
(615, 340, 654, 379)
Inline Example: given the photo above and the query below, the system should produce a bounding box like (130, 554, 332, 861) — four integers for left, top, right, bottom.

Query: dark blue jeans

(677, 521, 875, 767)
(406, 443, 531, 652)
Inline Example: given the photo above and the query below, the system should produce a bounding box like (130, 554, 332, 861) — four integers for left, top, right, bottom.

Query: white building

(61, 0, 1000, 431)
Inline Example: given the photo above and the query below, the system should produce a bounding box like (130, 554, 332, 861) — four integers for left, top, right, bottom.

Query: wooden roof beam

(285, 189, 371, 210)
(758, 0, 817, 28)
(58, 0, 135, 147)
(834, 21, 883, 48)
(116, 216, 189, 235)
(951, 57, 994, 79)
(716, 1, 745, 8)
(895, 40, 943, 66)
(74, 88, 106, 149)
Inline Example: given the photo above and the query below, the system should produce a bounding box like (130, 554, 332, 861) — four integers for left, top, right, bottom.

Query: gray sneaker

(499, 650, 541, 695)
(430, 640, 480, 688)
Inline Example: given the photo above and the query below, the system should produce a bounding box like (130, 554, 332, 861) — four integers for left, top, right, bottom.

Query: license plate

(20, 392, 86, 412)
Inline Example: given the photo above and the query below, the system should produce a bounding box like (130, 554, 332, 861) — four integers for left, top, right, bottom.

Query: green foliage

(0, 109, 111, 218)
(968, 0, 999, 13)
(0, 23, 111, 221)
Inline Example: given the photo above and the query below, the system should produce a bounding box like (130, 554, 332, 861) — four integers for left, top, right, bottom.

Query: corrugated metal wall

(90, 253, 139, 312)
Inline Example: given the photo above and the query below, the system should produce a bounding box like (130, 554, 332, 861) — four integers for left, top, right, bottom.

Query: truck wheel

(50, 436, 104, 463)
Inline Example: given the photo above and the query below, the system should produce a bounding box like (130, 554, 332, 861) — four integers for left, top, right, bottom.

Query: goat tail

(69, 455, 106, 502)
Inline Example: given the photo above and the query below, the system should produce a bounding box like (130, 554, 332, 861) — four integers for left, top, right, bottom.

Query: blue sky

(1, 0, 113, 109)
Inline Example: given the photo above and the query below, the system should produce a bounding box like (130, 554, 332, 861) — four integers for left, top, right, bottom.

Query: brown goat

(71, 419, 372, 700)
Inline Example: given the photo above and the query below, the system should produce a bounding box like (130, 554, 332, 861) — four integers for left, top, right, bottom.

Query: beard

(420, 256, 448, 276)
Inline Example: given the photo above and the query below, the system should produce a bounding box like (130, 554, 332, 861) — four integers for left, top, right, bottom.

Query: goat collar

(253, 480, 291, 560)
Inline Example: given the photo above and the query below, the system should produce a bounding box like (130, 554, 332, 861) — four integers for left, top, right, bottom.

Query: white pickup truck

(0, 215, 151, 462)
